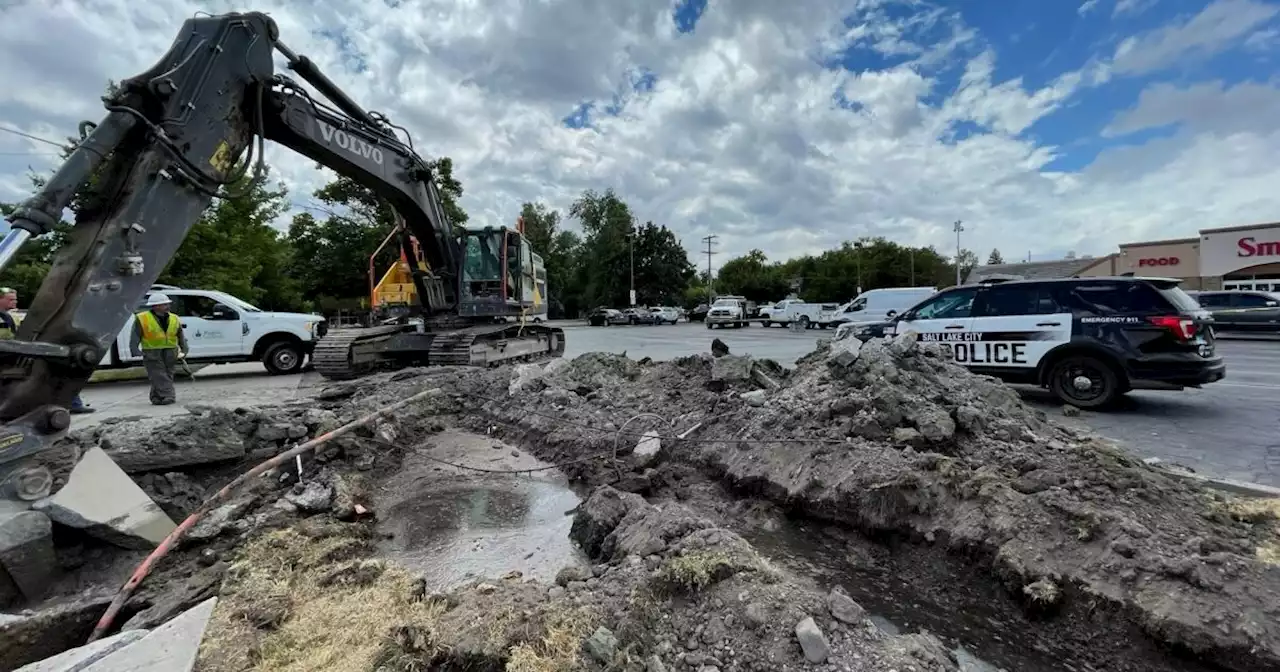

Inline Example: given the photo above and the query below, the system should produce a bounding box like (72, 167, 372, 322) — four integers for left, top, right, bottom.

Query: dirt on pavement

(3, 331, 1279, 671)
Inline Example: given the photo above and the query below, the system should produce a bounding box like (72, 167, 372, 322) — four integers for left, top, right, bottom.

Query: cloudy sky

(1, 0, 1278, 269)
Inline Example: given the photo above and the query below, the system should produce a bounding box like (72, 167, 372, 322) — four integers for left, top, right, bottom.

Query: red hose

(86, 386, 444, 643)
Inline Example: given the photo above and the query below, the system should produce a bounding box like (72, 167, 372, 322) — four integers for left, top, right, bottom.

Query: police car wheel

(1047, 355, 1121, 409)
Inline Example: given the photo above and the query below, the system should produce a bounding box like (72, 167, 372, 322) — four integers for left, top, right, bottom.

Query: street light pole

(854, 241, 863, 294)
(629, 219, 635, 306)
(953, 220, 964, 285)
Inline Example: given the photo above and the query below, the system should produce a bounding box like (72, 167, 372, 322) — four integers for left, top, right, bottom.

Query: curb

(1151, 464, 1280, 498)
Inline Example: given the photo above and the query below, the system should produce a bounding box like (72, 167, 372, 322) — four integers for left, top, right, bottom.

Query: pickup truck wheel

(1047, 355, 1122, 409)
(799, 316, 811, 329)
(263, 341, 305, 375)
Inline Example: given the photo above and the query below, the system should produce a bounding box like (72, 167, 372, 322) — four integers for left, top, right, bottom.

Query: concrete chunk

(32, 447, 176, 550)
(88, 597, 217, 671)
(0, 509, 55, 603)
(97, 411, 245, 473)
(15, 629, 147, 671)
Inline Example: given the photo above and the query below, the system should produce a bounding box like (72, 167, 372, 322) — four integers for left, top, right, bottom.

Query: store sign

(1137, 257, 1180, 267)
(1237, 236, 1280, 258)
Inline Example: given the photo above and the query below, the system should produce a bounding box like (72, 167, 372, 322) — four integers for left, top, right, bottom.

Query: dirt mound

(198, 486, 957, 671)
(478, 337, 1280, 672)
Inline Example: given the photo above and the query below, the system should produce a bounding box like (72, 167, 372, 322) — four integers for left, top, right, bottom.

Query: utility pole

(953, 220, 964, 286)
(853, 241, 864, 294)
(909, 248, 915, 286)
(629, 219, 635, 306)
(702, 234, 718, 303)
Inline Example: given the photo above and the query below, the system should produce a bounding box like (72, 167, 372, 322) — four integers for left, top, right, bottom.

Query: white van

(830, 287, 937, 334)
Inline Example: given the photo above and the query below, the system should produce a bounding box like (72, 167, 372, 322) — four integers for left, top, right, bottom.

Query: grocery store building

(969, 221, 1280, 292)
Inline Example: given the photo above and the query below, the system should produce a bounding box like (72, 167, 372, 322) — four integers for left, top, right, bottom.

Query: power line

(0, 125, 67, 151)
(701, 234, 718, 301)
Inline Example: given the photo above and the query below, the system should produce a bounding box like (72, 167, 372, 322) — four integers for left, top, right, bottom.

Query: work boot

(70, 405, 95, 414)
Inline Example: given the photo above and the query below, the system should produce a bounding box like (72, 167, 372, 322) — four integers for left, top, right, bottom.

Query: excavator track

(314, 321, 566, 380)
(312, 324, 408, 380)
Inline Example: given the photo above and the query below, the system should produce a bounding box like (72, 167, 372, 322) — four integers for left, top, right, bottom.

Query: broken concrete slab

(86, 597, 217, 671)
(32, 447, 176, 550)
(0, 594, 115, 671)
(14, 629, 147, 672)
(711, 354, 754, 382)
(95, 413, 245, 473)
(0, 509, 55, 604)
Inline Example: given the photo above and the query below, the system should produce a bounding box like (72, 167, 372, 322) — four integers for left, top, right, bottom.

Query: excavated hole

(714, 484, 1233, 672)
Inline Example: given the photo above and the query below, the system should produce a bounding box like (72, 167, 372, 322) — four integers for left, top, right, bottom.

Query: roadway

(73, 322, 1280, 487)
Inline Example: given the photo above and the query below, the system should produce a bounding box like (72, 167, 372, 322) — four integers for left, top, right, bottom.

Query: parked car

(852, 276, 1223, 409)
(688, 304, 710, 322)
(621, 308, 658, 325)
(1186, 290, 1280, 334)
(650, 306, 681, 324)
(706, 297, 749, 328)
(588, 308, 629, 326)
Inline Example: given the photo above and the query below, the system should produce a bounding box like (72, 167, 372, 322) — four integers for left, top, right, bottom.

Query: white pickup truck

(761, 299, 842, 329)
(96, 286, 327, 375)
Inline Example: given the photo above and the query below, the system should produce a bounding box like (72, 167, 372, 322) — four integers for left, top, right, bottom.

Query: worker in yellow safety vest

(0, 286, 95, 413)
(129, 292, 188, 405)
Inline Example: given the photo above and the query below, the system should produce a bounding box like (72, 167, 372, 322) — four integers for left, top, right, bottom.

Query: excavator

(0, 11, 565, 528)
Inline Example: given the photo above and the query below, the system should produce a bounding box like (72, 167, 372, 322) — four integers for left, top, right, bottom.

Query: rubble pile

(481, 336, 1280, 671)
(6, 335, 1280, 670)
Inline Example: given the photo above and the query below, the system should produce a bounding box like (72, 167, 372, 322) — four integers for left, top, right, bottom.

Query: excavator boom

(0, 11, 562, 520)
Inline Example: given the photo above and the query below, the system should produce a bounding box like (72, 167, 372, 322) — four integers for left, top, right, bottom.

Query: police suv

(841, 276, 1225, 409)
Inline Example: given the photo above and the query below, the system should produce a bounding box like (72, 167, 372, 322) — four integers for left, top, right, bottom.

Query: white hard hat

(146, 293, 172, 306)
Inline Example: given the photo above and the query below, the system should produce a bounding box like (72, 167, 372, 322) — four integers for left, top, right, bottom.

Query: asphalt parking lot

(75, 321, 1280, 487)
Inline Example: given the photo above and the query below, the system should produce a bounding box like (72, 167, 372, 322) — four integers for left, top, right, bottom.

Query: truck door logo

(317, 120, 385, 166)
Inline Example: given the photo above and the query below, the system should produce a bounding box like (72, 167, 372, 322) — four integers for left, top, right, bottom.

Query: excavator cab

(457, 226, 539, 318)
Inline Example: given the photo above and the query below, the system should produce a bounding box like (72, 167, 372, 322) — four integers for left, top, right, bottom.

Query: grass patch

(652, 550, 740, 593)
(1224, 497, 1280, 524)
(197, 523, 449, 672)
(1219, 497, 1280, 567)
(503, 606, 596, 672)
(197, 520, 604, 671)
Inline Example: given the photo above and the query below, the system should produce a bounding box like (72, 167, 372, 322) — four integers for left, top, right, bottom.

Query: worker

(129, 293, 188, 406)
(0, 287, 95, 413)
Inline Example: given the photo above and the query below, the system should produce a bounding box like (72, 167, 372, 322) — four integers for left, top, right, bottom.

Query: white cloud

(1112, 0, 1158, 18)
(1110, 0, 1280, 75)
(0, 0, 1277, 272)
(1104, 80, 1280, 137)
(1079, 0, 1101, 17)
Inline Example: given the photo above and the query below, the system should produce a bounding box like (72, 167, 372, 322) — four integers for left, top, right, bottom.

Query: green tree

(429, 157, 468, 228)
(713, 238, 955, 303)
(987, 248, 1005, 265)
(519, 201, 582, 318)
(567, 189, 694, 309)
(956, 249, 979, 284)
(158, 167, 302, 309)
(714, 249, 790, 302)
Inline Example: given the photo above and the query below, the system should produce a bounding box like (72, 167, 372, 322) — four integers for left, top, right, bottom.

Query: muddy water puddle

(374, 430, 589, 590)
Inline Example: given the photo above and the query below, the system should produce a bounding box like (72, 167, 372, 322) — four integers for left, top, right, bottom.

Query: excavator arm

(0, 11, 473, 501)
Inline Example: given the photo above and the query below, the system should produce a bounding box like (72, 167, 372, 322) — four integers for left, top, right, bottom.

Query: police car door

(890, 287, 978, 356)
(966, 283, 1071, 371)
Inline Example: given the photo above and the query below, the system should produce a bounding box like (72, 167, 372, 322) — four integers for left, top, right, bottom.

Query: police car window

(974, 285, 1038, 317)
(912, 289, 976, 319)
(1053, 283, 1166, 316)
